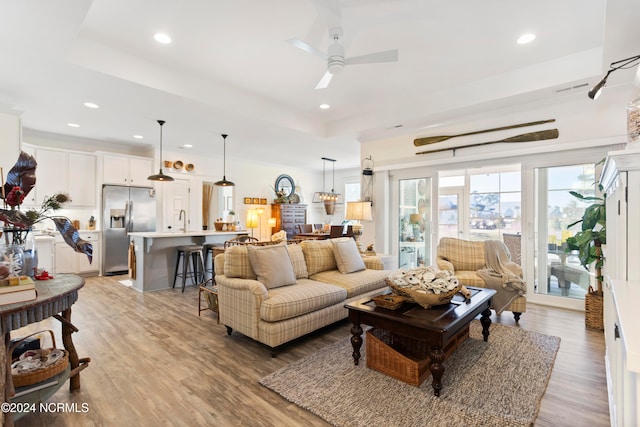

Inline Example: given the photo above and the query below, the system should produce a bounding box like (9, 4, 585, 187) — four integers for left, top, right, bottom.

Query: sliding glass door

(533, 164, 597, 300)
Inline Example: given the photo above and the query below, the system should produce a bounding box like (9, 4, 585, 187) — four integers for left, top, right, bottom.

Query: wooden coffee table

(346, 287, 496, 396)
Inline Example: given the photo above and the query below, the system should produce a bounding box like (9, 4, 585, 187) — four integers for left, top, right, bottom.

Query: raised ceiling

(0, 0, 638, 170)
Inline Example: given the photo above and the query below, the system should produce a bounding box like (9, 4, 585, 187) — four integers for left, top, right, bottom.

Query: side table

(0, 274, 90, 427)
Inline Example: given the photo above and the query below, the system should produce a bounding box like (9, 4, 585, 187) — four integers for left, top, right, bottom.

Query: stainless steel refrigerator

(102, 185, 156, 275)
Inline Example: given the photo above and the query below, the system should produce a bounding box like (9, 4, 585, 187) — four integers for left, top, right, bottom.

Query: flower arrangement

(0, 151, 93, 266)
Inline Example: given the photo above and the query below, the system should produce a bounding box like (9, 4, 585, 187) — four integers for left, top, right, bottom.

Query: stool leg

(172, 251, 182, 288)
(198, 251, 205, 283)
(182, 251, 189, 292)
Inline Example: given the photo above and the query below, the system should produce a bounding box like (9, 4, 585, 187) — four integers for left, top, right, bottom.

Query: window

(344, 182, 360, 202)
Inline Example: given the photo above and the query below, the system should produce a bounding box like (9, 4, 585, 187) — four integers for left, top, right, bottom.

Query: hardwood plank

(10, 276, 609, 426)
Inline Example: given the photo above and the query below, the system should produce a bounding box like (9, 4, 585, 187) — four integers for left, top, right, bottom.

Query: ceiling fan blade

(286, 38, 326, 60)
(315, 71, 333, 90)
(345, 49, 398, 65)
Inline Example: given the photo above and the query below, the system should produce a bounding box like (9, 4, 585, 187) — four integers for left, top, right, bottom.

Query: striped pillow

(286, 244, 309, 279)
(301, 239, 337, 276)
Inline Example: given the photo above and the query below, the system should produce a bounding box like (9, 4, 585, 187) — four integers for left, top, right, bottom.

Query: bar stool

(203, 243, 225, 282)
(172, 245, 205, 292)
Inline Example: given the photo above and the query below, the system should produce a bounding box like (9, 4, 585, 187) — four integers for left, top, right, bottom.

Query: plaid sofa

(436, 237, 526, 321)
(215, 239, 389, 355)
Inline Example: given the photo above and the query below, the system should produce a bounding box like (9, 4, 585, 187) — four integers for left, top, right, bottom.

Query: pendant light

(147, 119, 174, 182)
(312, 157, 341, 215)
(214, 133, 235, 186)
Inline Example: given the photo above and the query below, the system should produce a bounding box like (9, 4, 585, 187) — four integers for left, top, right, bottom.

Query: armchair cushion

(247, 244, 296, 289)
(437, 237, 485, 271)
(260, 280, 347, 322)
(331, 237, 366, 274)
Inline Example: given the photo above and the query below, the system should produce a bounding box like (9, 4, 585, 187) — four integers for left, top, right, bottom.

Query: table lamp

(346, 201, 373, 253)
(409, 213, 422, 240)
(246, 209, 259, 238)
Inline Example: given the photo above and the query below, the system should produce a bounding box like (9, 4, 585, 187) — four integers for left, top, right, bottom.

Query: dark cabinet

(271, 204, 307, 239)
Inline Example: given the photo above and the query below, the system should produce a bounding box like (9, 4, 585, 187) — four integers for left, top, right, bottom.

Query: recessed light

(67, 123, 80, 128)
(154, 33, 172, 44)
(319, 104, 330, 109)
(183, 144, 193, 148)
(83, 102, 99, 109)
(133, 135, 144, 139)
(517, 33, 536, 44)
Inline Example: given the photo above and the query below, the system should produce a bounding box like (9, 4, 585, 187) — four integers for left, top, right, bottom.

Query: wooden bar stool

(172, 245, 205, 292)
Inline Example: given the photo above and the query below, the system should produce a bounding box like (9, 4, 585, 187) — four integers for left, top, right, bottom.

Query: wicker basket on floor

(10, 330, 69, 388)
(585, 286, 604, 330)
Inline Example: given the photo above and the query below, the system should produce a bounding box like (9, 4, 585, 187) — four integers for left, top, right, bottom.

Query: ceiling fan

(288, 27, 398, 89)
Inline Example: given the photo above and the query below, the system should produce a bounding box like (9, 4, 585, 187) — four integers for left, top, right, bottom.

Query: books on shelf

(0, 277, 37, 305)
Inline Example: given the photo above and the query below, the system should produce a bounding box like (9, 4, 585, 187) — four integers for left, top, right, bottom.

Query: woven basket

(10, 330, 69, 388)
(585, 286, 604, 330)
(372, 294, 407, 310)
(386, 278, 461, 309)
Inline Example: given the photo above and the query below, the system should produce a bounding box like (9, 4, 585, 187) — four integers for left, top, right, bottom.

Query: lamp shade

(246, 209, 259, 229)
(409, 213, 422, 224)
(148, 119, 175, 182)
(267, 218, 277, 228)
(346, 201, 372, 221)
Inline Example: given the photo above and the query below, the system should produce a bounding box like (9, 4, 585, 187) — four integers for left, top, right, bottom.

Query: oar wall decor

(415, 129, 559, 156)
(413, 119, 555, 146)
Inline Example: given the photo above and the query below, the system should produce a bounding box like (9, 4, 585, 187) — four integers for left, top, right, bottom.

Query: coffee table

(346, 286, 496, 396)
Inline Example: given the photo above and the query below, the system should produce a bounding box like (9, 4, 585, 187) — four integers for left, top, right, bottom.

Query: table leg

(350, 324, 363, 366)
(3, 332, 13, 427)
(480, 307, 492, 342)
(429, 346, 445, 397)
(60, 308, 80, 391)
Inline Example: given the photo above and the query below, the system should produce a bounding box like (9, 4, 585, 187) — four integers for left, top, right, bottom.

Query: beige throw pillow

(332, 237, 366, 274)
(286, 244, 309, 279)
(246, 244, 296, 289)
(223, 245, 257, 279)
(300, 239, 337, 275)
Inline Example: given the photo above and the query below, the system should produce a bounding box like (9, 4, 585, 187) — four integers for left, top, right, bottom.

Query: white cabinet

(601, 149, 640, 427)
(54, 231, 100, 275)
(34, 235, 55, 273)
(103, 154, 152, 186)
(30, 147, 96, 207)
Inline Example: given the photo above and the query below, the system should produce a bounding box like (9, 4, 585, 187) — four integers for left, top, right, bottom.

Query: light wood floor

(12, 275, 610, 427)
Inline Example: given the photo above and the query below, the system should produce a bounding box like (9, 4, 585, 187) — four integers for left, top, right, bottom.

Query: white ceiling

(0, 0, 638, 171)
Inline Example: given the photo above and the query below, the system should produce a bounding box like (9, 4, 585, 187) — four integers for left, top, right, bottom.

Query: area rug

(260, 321, 560, 427)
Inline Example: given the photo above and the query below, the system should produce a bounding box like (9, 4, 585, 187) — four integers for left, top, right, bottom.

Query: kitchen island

(128, 230, 248, 292)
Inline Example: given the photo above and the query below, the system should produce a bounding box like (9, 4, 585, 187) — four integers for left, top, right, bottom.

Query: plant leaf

(3, 151, 37, 200)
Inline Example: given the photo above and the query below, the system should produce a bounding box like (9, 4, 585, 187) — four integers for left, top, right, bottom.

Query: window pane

(470, 173, 499, 193)
(500, 171, 521, 192)
(440, 176, 464, 187)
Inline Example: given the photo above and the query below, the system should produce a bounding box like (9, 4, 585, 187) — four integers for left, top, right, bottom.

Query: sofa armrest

(217, 275, 269, 340)
(436, 256, 454, 272)
(363, 256, 384, 270)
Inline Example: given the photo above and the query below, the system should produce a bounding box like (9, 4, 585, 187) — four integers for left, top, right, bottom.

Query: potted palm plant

(565, 184, 606, 330)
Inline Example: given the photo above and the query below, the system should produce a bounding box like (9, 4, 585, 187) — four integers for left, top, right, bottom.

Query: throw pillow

(246, 244, 296, 289)
(286, 244, 309, 279)
(332, 237, 366, 274)
(300, 239, 337, 276)
(224, 245, 257, 279)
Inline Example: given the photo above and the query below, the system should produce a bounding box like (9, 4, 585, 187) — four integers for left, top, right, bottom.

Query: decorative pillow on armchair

(246, 244, 296, 289)
(331, 237, 366, 274)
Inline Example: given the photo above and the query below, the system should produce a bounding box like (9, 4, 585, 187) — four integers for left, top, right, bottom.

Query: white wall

(360, 83, 640, 262)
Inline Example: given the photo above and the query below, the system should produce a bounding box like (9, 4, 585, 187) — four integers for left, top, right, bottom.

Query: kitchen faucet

(179, 209, 186, 232)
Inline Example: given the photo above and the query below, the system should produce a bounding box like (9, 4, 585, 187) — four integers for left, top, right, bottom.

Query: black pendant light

(148, 119, 174, 182)
(214, 133, 234, 186)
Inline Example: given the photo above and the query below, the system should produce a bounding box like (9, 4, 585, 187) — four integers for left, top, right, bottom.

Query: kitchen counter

(128, 230, 246, 238)
(128, 230, 248, 292)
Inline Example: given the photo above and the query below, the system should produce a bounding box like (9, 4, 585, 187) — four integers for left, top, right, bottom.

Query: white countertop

(128, 230, 248, 238)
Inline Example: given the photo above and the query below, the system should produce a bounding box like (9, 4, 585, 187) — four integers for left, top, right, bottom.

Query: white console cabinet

(600, 148, 640, 427)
